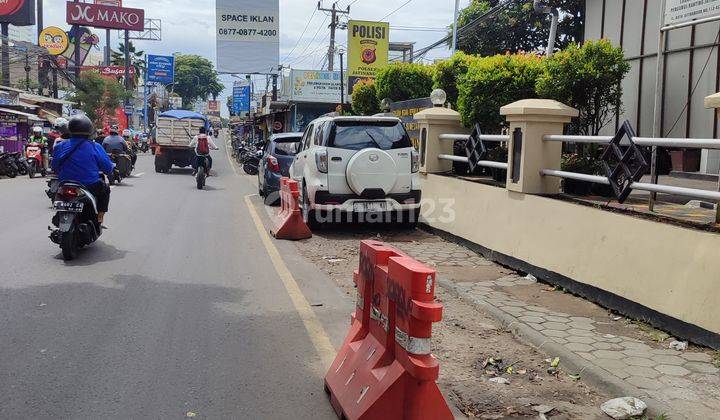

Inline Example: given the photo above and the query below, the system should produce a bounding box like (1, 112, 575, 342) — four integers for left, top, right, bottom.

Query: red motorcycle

(25, 141, 46, 178)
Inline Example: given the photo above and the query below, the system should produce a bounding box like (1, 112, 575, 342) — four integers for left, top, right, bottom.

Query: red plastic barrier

(324, 240, 452, 420)
(270, 177, 312, 240)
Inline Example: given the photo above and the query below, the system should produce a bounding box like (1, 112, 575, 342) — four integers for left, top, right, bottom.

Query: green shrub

(536, 39, 630, 136)
(457, 53, 543, 132)
(375, 63, 434, 102)
(433, 52, 479, 108)
(351, 81, 380, 116)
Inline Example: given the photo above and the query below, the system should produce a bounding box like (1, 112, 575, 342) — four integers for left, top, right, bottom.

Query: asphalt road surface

(0, 135, 352, 419)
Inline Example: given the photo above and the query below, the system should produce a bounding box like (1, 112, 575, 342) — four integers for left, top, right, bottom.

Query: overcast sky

(40, 0, 472, 111)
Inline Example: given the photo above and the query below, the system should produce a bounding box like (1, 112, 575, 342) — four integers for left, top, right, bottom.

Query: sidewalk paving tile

(655, 364, 691, 376)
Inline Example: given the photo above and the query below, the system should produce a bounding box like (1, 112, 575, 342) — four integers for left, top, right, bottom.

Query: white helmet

(122, 129, 132, 137)
(54, 117, 69, 130)
(32, 126, 43, 134)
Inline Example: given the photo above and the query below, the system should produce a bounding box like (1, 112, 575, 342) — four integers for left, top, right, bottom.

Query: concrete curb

(437, 278, 675, 418)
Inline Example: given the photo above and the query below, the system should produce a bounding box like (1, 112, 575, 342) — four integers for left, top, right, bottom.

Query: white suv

(289, 115, 421, 226)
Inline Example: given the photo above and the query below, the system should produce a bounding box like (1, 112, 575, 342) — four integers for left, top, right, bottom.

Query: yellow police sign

(39, 27, 69, 56)
(347, 20, 389, 95)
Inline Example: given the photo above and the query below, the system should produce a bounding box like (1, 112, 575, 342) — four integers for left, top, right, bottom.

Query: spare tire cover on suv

(345, 148, 397, 196)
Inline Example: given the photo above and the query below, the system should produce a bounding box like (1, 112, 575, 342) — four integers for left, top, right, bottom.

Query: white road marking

(134, 172, 145, 177)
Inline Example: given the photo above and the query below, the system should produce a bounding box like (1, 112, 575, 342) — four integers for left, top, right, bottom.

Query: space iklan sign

(216, 0, 279, 74)
(66, 1, 145, 31)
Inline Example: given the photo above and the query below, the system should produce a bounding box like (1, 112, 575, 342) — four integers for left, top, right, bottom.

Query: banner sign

(233, 85, 251, 114)
(207, 100, 221, 117)
(290, 70, 342, 103)
(347, 20, 389, 95)
(39, 27, 69, 56)
(665, 0, 720, 25)
(216, 0, 279, 74)
(147, 54, 174, 84)
(66, 1, 145, 31)
(0, 0, 36, 26)
(82, 65, 136, 79)
(390, 97, 432, 150)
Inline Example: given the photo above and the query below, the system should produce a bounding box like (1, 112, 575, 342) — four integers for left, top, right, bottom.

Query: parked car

(289, 115, 421, 227)
(258, 132, 303, 204)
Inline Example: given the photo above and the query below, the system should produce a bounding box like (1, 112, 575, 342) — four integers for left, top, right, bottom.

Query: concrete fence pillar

(414, 107, 469, 174)
(500, 99, 578, 194)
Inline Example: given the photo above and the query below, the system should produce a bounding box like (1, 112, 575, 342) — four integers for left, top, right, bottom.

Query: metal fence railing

(435, 126, 720, 223)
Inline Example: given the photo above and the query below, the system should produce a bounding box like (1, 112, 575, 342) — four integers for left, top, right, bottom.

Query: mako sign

(66, 1, 145, 31)
(216, 0, 279, 74)
(665, 0, 720, 25)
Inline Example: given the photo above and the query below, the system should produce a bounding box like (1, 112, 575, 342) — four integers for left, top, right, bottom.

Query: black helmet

(68, 114, 94, 137)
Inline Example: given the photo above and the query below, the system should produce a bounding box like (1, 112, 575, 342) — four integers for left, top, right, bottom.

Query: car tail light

(411, 149, 420, 173)
(58, 186, 83, 199)
(315, 150, 328, 173)
(267, 155, 280, 173)
(403, 198, 416, 204)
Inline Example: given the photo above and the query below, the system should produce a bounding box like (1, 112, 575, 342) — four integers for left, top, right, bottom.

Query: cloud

(41, 0, 471, 109)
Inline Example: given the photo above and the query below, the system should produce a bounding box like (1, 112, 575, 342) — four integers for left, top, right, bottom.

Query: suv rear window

(328, 121, 412, 151)
(273, 140, 300, 156)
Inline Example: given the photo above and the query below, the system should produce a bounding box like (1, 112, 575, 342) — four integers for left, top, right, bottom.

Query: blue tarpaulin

(158, 110, 209, 130)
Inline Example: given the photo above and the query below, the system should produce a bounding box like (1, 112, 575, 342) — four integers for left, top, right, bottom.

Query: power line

(286, 14, 329, 65)
(282, 8, 318, 62)
(380, 0, 413, 21)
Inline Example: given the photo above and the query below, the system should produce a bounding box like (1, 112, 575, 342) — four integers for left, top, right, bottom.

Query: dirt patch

(294, 225, 609, 418)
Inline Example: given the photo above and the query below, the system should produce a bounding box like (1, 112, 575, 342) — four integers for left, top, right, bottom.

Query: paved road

(0, 136, 352, 419)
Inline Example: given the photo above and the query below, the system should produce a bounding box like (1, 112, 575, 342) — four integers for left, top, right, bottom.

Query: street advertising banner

(216, 0, 279, 74)
(207, 100, 221, 117)
(390, 97, 432, 150)
(147, 54, 175, 84)
(665, 0, 720, 25)
(82, 65, 136, 80)
(39, 27, 69, 56)
(347, 20, 389, 95)
(169, 96, 183, 110)
(0, 0, 36, 26)
(233, 85, 251, 114)
(291, 70, 342, 103)
(66, 1, 145, 31)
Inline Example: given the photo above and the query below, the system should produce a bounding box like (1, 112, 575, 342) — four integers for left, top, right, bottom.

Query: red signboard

(0, 0, 25, 15)
(82, 66, 136, 80)
(0, 0, 35, 26)
(66, 2, 144, 31)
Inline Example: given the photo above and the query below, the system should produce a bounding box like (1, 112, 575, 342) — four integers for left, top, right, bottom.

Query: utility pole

(73, 0, 81, 80)
(451, 0, 459, 54)
(37, 0, 47, 95)
(318, 1, 350, 71)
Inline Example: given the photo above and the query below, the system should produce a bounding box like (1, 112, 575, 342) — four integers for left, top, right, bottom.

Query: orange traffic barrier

(270, 177, 312, 240)
(324, 240, 452, 420)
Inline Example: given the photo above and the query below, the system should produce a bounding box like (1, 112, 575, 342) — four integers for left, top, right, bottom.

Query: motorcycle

(196, 154, 209, 190)
(0, 152, 19, 178)
(138, 138, 149, 153)
(10, 152, 28, 176)
(108, 150, 133, 184)
(242, 149, 262, 175)
(49, 179, 103, 261)
(25, 142, 46, 178)
(46, 177, 60, 204)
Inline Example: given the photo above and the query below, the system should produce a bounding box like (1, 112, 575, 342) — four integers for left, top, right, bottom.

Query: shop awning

(0, 107, 44, 121)
(19, 93, 75, 106)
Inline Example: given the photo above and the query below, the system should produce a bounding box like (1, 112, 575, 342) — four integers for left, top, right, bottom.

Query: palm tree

(111, 41, 146, 87)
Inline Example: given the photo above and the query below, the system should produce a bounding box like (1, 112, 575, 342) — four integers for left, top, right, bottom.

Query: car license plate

(353, 201, 387, 213)
(54, 201, 84, 212)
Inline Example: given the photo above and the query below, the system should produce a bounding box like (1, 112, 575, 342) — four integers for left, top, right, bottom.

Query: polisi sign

(66, 1, 144, 31)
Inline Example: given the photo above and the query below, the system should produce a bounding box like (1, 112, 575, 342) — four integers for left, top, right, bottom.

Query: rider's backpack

(197, 134, 209, 155)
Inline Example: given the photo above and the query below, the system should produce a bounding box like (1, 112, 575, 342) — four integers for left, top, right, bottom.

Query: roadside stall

(0, 108, 43, 153)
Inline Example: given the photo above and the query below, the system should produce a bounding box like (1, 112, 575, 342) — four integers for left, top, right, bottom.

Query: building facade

(585, 0, 720, 174)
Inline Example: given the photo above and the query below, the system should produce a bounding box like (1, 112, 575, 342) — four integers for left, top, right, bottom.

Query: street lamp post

(338, 46, 345, 111)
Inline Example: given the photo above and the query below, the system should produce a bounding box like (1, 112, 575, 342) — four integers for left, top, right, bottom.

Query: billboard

(0, 0, 35, 26)
(147, 54, 174, 84)
(216, 0, 279, 74)
(207, 100, 221, 117)
(82, 65, 136, 80)
(347, 20, 389, 95)
(39, 27, 69, 56)
(665, 0, 720, 25)
(233, 85, 250, 114)
(66, 1, 145, 31)
(291, 70, 342, 103)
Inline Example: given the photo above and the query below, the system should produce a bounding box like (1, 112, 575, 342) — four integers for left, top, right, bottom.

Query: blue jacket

(52, 137, 115, 185)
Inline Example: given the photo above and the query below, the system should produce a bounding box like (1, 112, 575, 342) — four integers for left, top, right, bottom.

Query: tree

(111, 41, 146, 87)
(433, 52, 478, 108)
(68, 72, 131, 127)
(351, 81, 380, 116)
(375, 63, 434, 102)
(457, 53, 543, 131)
(173, 54, 225, 109)
(536, 39, 630, 136)
(453, 0, 584, 56)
